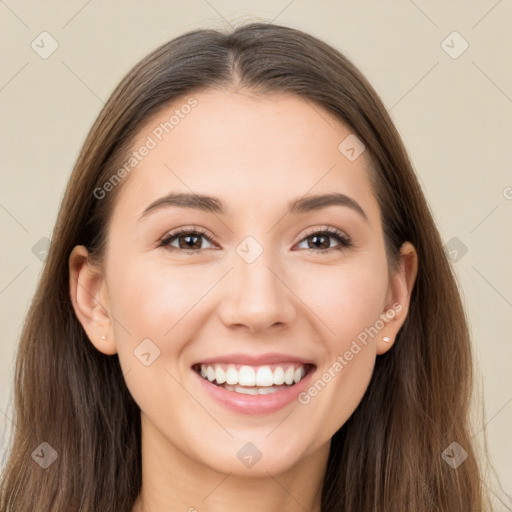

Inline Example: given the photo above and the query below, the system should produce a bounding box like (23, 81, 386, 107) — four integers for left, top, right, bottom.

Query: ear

(377, 241, 418, 355)
(69, 245, 117, 355)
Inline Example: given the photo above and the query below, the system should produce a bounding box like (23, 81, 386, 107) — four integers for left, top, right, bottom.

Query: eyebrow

(139, 191, 369, 223)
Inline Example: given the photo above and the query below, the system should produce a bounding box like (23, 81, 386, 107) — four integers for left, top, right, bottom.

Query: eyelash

(158, 225, 353, 255)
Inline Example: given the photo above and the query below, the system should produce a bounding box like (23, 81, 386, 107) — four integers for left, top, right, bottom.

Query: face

(71, 88, 416, 477)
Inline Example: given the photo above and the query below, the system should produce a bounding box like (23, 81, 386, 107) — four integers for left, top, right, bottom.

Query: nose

(217, 251, 296, 334)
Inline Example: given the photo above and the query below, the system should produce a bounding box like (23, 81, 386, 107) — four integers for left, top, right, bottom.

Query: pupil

(177, 234, 332, 250)
(179, 234, 201, 249)
(310, 235, 329, 249)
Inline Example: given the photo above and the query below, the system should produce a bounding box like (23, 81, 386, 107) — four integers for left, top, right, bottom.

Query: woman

(0, 22, 489, 511)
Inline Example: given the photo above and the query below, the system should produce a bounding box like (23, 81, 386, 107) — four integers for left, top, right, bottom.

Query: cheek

(293, 262, 387, 433)
(106, 258, 202, 416)
(290, 258, 388, 345)
(108, 256, 209, 338)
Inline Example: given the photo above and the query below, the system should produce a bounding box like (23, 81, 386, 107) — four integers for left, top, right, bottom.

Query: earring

(382, 336, 391, 343)
(101, 335, 107, 341)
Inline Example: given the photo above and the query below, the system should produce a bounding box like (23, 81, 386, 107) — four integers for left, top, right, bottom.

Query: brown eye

(306, 234, 331, 250)
(160, 229, 217, 252)
(296, 228, 352, 253)
(176, 233, 203, 250)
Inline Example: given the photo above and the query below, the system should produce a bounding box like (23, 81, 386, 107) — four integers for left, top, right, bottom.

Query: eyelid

(298, 225, 350, 242)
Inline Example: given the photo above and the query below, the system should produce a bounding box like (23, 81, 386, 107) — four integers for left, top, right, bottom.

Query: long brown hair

(0, 22, 491, 511)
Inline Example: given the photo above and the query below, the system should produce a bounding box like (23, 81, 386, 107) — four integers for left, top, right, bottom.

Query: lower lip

(193, 367, 316, 415)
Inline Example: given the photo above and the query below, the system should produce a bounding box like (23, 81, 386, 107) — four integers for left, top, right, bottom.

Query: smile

(192, 363, 313, 395)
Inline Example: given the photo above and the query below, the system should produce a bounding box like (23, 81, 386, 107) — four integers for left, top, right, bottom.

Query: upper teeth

(199, 364, 307, 386)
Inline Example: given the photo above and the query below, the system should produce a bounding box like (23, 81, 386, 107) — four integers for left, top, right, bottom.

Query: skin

(69, 88, 418, 512)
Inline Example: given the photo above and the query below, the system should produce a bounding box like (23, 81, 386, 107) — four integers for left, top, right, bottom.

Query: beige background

(0, 0, 511, 507)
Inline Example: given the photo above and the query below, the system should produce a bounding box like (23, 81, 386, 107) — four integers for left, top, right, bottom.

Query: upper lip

(192, 352, 316, 367)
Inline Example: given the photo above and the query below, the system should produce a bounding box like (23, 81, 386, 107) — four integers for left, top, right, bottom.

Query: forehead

(111, 88, 380, 227)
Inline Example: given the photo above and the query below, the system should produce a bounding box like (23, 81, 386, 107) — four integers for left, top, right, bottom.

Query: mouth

(191, 362, 315, 395)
